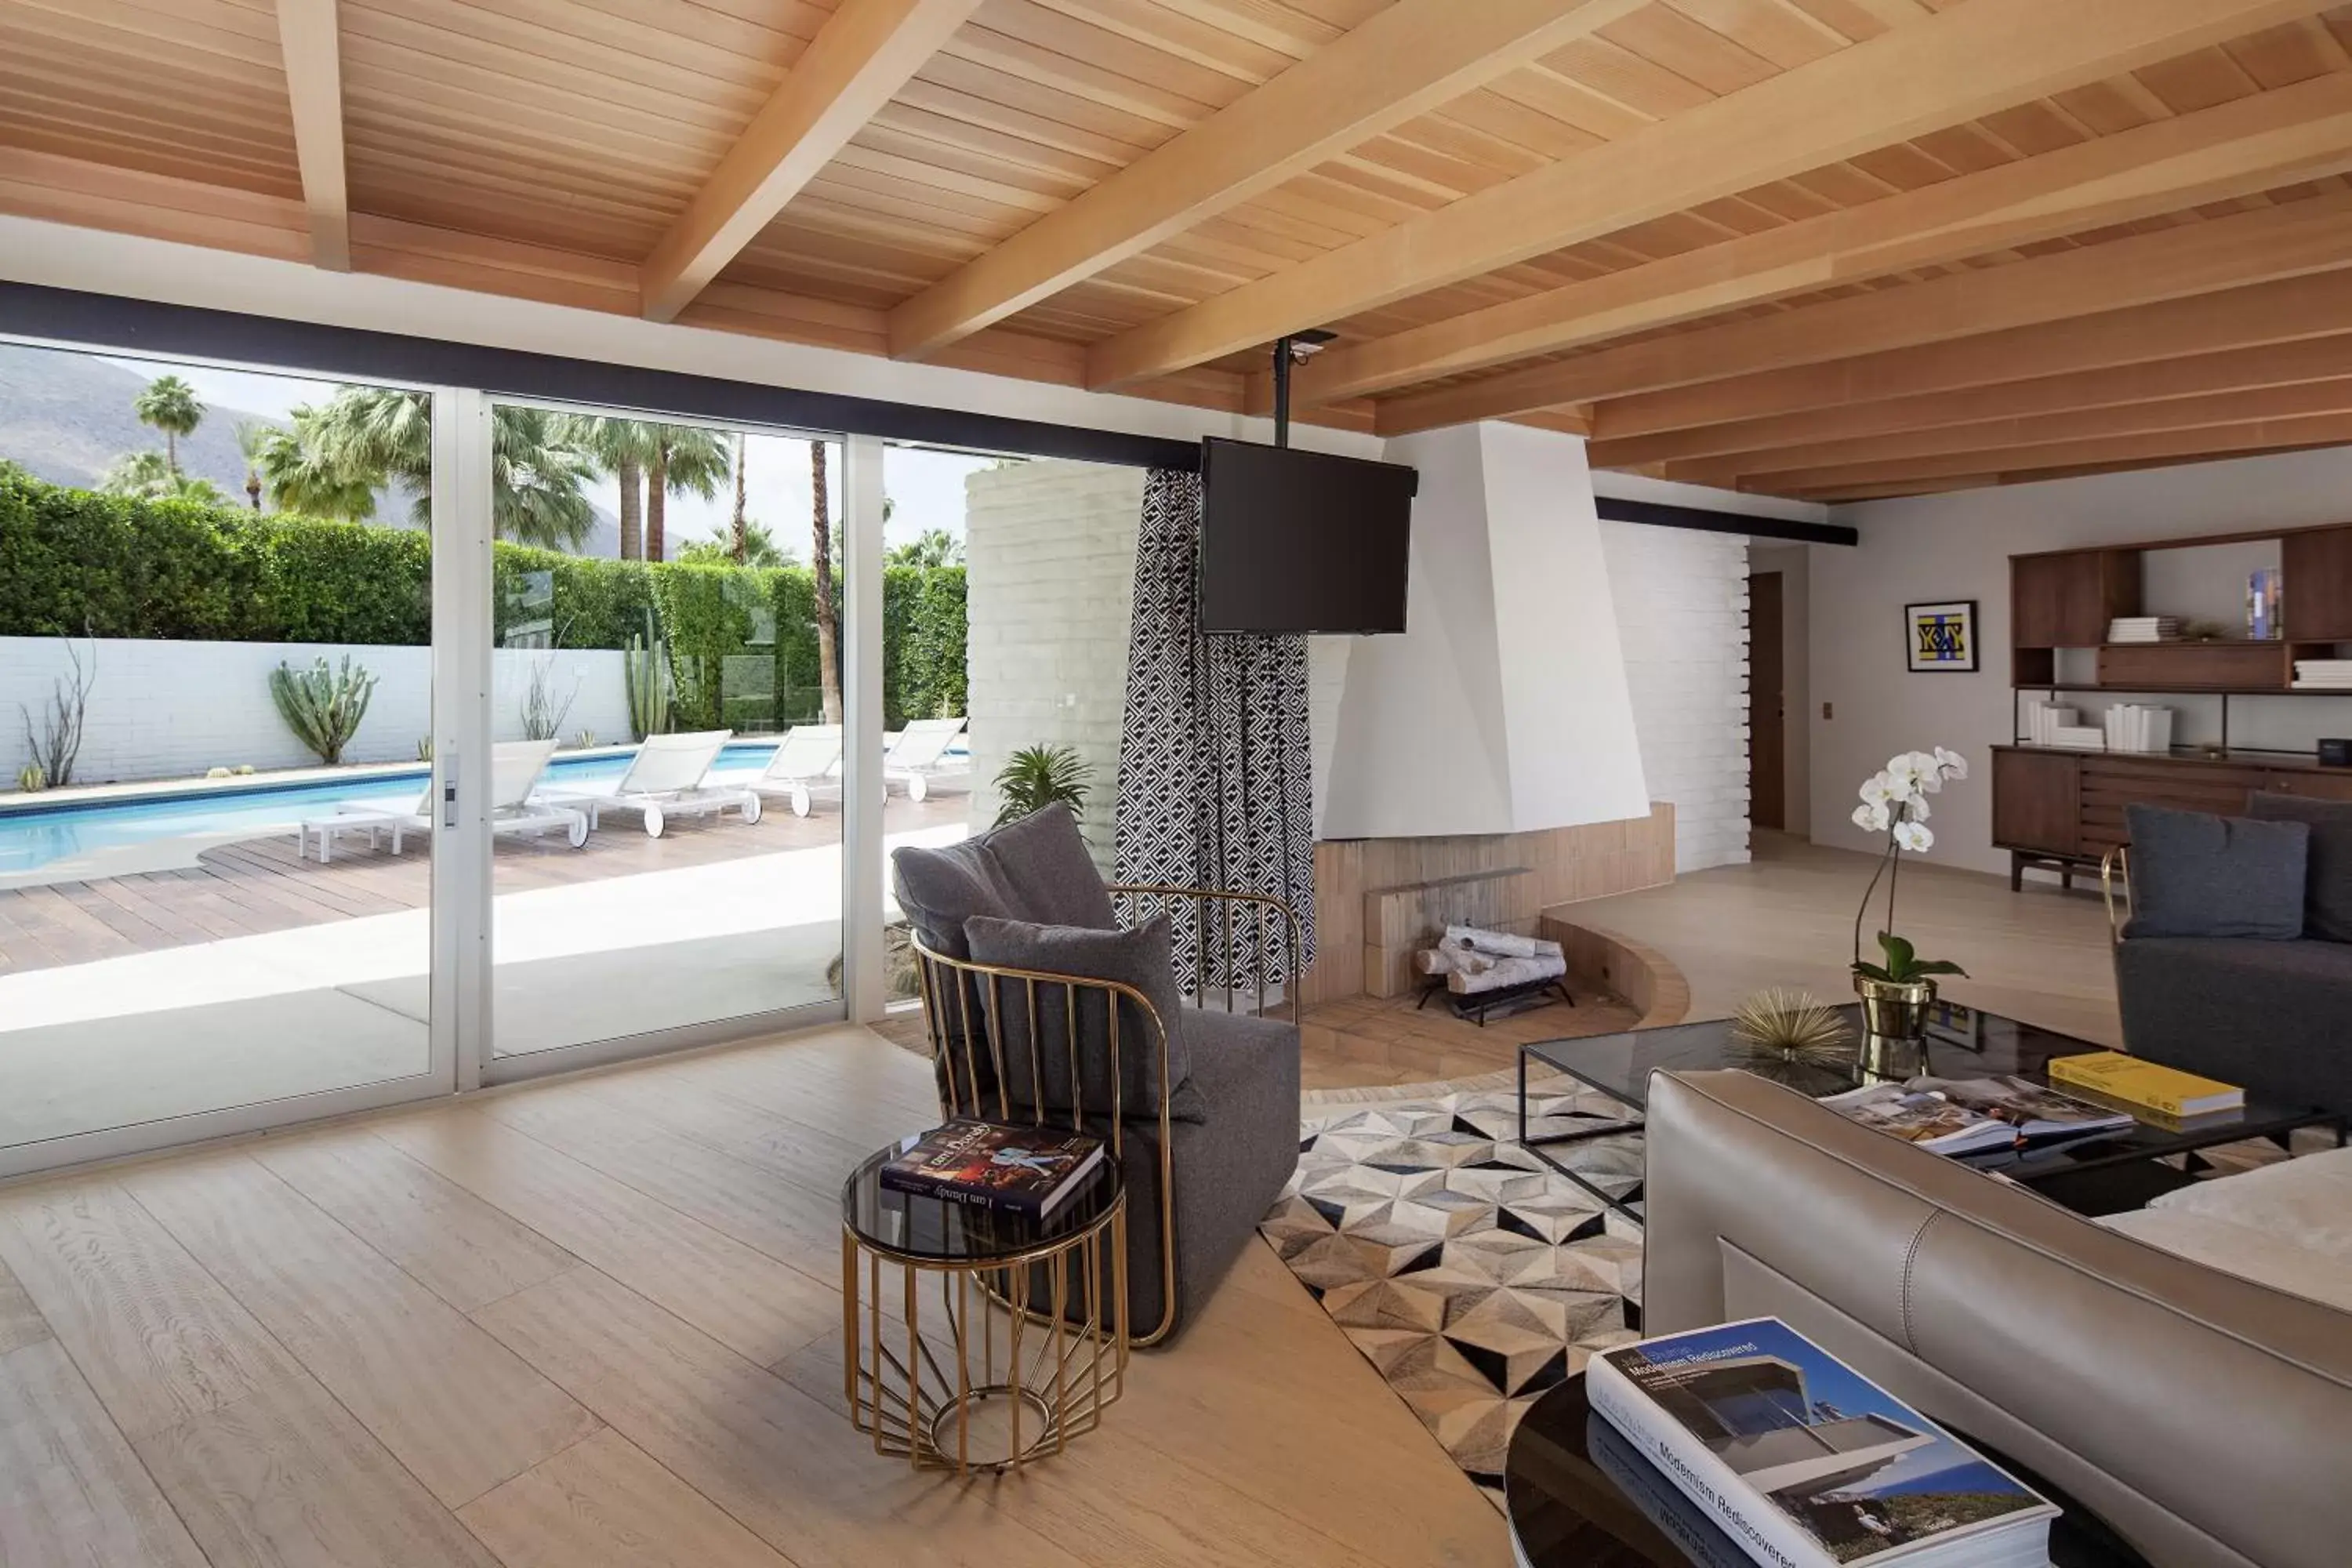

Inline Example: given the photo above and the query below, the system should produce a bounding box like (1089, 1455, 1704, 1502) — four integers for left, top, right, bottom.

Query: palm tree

(888, 528, 962, 569)
(234, 419, 271, 510)
(133, 374, 203, 477)
(678, 521, 789, 568)
(728, 430, 748, 563)
(810, 438, 842, 725)
(644, 423, 729, 563)
(561, 415, 659, 558)
(99, 449, 228, 504)
(258, 418, 377, 521)
(298, 387, 597, 550)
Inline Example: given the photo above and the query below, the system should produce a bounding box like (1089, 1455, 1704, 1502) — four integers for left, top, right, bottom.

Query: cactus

(623, 634, 672, 742)
(572, 729, 597, 750)
(15, 762, 45, 793)
(416, 736, 434, 762)
(270, 655, 378, 765)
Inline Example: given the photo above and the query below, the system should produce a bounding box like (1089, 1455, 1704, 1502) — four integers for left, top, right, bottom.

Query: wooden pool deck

(0, 786, 969, 976)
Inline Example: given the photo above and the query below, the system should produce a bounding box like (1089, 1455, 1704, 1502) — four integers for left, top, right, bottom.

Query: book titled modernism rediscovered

(878, 1120, 1105, 1218)
(1586, 1319, 2058, 1568)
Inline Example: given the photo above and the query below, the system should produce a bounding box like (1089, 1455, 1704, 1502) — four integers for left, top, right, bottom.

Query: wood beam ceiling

(274, 0, 349, 270)
(1282, 74, 2352, 412)
(884, 0, 1647, 363)
(1374, 191, 2352, 435)
(638, 0, 980, 324)
(1080, 0, 2341, 391)
(1773, 410, 2352, 498)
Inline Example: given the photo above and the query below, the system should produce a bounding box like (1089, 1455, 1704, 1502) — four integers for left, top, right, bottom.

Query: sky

(96, 356, 993, 554)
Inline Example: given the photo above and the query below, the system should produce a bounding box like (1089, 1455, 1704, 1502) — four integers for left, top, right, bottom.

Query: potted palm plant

(1849, 748, 1970, 1054)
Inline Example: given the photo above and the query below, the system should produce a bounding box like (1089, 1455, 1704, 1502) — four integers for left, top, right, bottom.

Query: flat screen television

(1197, 437, 1417, 634)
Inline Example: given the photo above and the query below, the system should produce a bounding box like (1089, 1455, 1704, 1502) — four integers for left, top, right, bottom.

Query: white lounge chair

(746, 724, 844, 817)
(539, 729, 760, 837)
(883, 717, 968, 802)
(299, 738, 586, 862)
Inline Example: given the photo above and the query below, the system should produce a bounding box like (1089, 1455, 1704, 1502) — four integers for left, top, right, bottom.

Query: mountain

(0, 342, 622, 554)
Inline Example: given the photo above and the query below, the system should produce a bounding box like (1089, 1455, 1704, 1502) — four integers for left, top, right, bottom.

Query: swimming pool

(0, 741, 784, 874)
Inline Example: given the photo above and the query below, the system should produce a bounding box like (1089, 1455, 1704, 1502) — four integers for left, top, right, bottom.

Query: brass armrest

(2099, 847, 2132, 945)
(1106, 884, 1305, 1019)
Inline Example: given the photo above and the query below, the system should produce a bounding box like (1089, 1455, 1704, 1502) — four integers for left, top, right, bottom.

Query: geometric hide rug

(1256, 1079, 1647, 1504)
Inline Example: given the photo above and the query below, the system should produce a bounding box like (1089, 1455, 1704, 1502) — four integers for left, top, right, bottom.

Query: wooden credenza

(1991, 745, 2352, 887)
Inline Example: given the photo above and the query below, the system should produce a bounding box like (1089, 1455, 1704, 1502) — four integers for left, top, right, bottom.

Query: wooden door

(1749, 572, 1785, 832)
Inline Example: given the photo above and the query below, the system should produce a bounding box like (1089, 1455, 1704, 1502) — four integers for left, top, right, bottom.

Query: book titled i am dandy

(1586, 1319, 2057, 1568)
(878, 1120, 1105, 1218)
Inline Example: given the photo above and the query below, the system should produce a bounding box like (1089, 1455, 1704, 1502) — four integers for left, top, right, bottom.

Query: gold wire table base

(842, 1200, 1127, 1475)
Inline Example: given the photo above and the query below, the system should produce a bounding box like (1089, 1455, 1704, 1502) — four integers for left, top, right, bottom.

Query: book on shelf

(877, 1119, 1106, 1217)
(2105, 616, 2181, 644)
(2100, 704, 2172, 754)
(2045, 1051, 2244, 1117)
(2292, 659, 2352, 691)
(2247, 567, 2284, 641)
(1586, 1317, 2059, 1568)
(1818, 1076, 2133, 1157)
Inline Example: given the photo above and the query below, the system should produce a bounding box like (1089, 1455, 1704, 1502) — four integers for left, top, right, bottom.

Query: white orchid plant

(1850, 748, 1971, 988)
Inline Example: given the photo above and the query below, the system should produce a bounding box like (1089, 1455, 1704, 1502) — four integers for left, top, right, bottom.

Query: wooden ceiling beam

(1589, 332, 2352, 469)
(1082, 0, 2340, 390)
(1762, 408, 2352, 495)
(1373, 190, 2352, 435)
(1282, 73, 2352, 409)
(274, 0, 350, 270)
(1595, 266, 2352, 441)
(1685, 376, 2352, 488)
(885, 0, 1646, 362)
(639, 0, 980, 323)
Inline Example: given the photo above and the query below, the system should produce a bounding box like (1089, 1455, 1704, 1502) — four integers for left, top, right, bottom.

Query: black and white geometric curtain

(1115, 469, 1316, 993)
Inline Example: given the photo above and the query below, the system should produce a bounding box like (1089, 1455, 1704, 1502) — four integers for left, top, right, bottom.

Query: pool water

(0, 741, 783, 873)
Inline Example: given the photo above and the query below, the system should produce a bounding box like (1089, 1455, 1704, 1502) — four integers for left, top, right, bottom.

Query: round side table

(840, 1142, 1127, 1475)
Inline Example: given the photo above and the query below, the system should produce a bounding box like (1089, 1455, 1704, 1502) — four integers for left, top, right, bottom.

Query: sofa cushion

(2247, 792, 2352, 943)
(2100, 1148, 2352, 1312)
(2123, 803, 2307, 939)
(891, 802, 1115, 958)
(2114, 935, 2352, 1113)
(962, 913, 1200, 1123)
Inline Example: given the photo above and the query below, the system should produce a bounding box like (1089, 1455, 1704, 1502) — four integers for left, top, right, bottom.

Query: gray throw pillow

(890, 802, 1114, 959)
(2124, 804, 2307, 940)
(963, 913, 1204, 1124)
(2246, 792, 2352, 943)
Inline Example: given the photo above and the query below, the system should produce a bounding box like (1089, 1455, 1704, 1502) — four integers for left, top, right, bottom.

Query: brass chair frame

(2100, 846, 2133, 945)
(906, 884, 1302, 1348)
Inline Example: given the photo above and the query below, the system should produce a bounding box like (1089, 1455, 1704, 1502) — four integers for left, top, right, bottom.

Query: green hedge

(0, 467, 964, 731)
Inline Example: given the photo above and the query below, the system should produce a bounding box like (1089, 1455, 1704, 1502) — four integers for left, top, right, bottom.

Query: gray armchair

(891, 804, 1302, 1345)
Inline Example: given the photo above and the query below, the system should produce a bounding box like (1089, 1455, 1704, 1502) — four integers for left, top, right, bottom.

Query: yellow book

(2045, 1051, 2243, 1117)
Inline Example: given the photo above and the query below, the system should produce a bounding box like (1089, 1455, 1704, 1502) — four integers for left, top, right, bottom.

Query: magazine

(1819, 1075, 2132, 1157)
(878, 1120, 1105, 1218)
(1586, 1318, 2059, 1568)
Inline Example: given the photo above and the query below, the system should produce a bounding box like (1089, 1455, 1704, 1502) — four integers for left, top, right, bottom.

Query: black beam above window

(0, 282, 1205, 472)
(1594, 494, 1856, 546)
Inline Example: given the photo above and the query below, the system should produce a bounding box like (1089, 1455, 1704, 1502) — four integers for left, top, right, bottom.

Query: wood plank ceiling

(5, 0, 2352, 501)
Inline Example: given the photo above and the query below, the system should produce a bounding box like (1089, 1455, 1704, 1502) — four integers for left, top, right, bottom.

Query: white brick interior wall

(0, 637, 630, 786)
(963, 460, 1147, 873)
(1598, 522, 1751, 872)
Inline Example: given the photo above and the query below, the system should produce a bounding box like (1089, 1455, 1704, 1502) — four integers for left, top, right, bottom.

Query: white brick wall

(1, 637, 630, 786)
(1599, 522, 1751, 872)
(964, 461, 1147, 873)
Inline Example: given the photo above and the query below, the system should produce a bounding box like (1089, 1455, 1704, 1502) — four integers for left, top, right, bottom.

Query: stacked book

(1587, 1317, 2060, 1568)
(2023, 701, 2105, 750)
(2292, 659, 2352, 691)
(2248, 567, 2285, 640)
(2101, 703, 2173, 754)
(2107, 616, 2181, 644)
(2048, 1051, 2244, 1117)
(879, 1120, 1106, 1217)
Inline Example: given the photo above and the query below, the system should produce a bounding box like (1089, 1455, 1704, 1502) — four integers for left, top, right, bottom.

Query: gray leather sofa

(1644, 1069, 2352, 1568)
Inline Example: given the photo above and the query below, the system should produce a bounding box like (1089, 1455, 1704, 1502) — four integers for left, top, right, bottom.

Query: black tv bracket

(1271, 329, 1338, 448)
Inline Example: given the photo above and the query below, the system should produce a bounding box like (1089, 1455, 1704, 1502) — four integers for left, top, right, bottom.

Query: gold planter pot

(1853, 975, 1934, 1083)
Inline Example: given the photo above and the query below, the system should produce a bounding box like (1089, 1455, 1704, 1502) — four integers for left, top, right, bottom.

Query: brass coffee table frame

(841, 1193, 1128, 1475)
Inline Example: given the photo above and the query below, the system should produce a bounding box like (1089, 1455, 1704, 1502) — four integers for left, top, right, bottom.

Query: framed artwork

(1906, 600, 1979, 673)
(1923, 999, 1984, 1052)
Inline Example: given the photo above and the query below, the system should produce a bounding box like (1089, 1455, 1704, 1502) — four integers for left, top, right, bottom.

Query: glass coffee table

(1519, 1003, 2347, 1221)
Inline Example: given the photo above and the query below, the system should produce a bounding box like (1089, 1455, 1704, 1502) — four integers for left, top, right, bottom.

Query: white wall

(1, 637, 626, 786)
(1602, 522, 1752, 871)
(963, 460, 1146, 871)
(1750, 542, 1813, 837)
(1817, 444, 2352, 875)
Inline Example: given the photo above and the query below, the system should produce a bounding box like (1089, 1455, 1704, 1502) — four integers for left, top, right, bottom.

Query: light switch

(1821, 702, 1834, 720)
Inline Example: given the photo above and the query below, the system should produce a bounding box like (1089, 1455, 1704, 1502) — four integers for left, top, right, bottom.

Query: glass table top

(841, 1135, 1123, 1265)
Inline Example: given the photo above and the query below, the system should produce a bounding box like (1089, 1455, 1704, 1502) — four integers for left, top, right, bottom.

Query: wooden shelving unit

(1997, 521, 2352, 889)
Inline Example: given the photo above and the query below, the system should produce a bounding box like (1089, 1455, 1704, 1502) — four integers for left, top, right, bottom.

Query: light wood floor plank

(0, 1254, 50, 1354)
(0, 1180, 302, 1440)
(473, 1265, 1094, 1568)
(0, 1338, 209, 1568)
(576, 1067, 882, 1196)
(372, 1107, 839, 1369)
(121, 1153, 600, 1509)
(246, 1129, 579, 1313)
(457, 1425, 796, 1568)
(134, 1369, 506, 1568)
